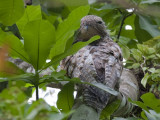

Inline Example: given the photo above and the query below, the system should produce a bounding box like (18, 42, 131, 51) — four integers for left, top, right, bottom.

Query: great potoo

(60, 15, 123, 113)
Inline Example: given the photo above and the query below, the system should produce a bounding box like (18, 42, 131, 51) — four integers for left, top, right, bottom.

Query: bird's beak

(81, 25, 88, 34)
(84, 25, 88, 31)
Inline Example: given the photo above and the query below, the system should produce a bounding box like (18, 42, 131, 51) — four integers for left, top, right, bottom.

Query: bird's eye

(97, 21, 102, 24)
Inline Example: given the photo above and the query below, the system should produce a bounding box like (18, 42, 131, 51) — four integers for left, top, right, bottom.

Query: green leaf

(156, 54, 160, 58)
(0, 87, 27, 118)
(0, 0, 25, 26)
(134, 15, 152, 43)
(40, 71, 81, 84)
(0, 61, 25, 77)
(144, 110, 160, 120)
(49, 5, 90, 59)
(137, 44, 156, 56)
(113, 117, 139, 120)
(119, 36, 133, 45)
(131, 49, 142, 62)
(143, 36, 160, 46)
(44, 35, 100, 69)
(0, 29, 30, 62)
(49, 111, 74, 120)
(90, 82, 119, 96)
(100, 100, 120, 119)
(1, 73, 35, 84)
(23, 20, 56, 70)
(118, 36, 130, 60)
(138, 15, 160, 38)
(131, 63, 140, 69)
(148, 68, 156, 73)
(128, 98, 149, 112)
(121, 45, 130, 60)
(98, 4, 119, 10)
(143, 36, 160, 52)
(121, 14, 136, 39)
(26, 99, 52, 119)
(141, 0, 160, 4)
(69, 104, 99, 120)
(16, 5, 42, 34)
(141, 111, 148, 120)
(42, 12, 57, 25)
(57, 82, 74, 112)
(141, 93, 160, 113)
(60, 0, 88, 11)
(64, 36, 100, 59)
(141, 73, 150, 88)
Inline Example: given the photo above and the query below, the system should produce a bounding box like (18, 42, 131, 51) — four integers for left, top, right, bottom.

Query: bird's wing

(91, 41, 123, 87)
(103, 42, 123, 89)
(60, 40, 123, 112)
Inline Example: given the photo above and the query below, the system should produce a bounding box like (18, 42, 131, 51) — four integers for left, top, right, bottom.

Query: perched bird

(60, 15, 123, 113)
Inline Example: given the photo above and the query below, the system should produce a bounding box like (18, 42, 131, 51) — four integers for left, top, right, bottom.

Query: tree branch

(47, 82, 63, 89)
(117, 12, 133, 42)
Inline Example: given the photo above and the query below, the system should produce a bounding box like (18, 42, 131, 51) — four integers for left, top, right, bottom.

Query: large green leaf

(0, 0, 25, 26)
(138, 15, 160, 37)
(26, 99, 52, 119)
(16, 5, 42, 34)
(90, 82, 119, 96)
(129, 93, 160, 115)
(44, 35, 100, 69)
(23, 20, 56, 70)
(42, 12, 57, 25)
(0, 61, 25, 77)
(60, 0, 88, 11)
(0, 29, 30, 62)
(121, 14, 136, 39)
(57, 82, 74, 112)
(118, 36, 131, 60)
(141, 93, 160, 113)
(121, 46, 130, 60)
(128, 98, 149, 112)
(49, 112, 74, 120)
(49, 5, 90, 59)
(134, 15, 152, 43)
(100, 100, 120, 120)
(0, 73, 35, 84)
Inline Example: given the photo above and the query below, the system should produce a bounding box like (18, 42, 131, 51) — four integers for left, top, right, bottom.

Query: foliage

(0, 0, 160, 120)
(0, 86, 72, 120)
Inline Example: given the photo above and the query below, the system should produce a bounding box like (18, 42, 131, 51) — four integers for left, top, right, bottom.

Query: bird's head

(75, 15, 108, 43)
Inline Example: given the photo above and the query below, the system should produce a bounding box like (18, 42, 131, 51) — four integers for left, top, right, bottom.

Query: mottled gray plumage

(61, 15, 123, 112)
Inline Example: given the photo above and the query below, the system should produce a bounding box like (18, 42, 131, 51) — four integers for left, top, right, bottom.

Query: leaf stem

(35, 85, 39, 100)
(35, 71, 39, 100)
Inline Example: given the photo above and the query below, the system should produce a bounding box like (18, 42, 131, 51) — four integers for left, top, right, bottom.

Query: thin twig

(117, 8, 122, 14)
(141, 56, 146, 74)
(117, 12, 133, 42)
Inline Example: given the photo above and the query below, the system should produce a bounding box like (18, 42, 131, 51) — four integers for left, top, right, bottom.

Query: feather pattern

(60, 15, 123, 112)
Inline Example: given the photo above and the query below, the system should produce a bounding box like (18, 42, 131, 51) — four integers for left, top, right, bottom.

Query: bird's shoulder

(60, 46, 90, 77)
(89, 39, 123, 61)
